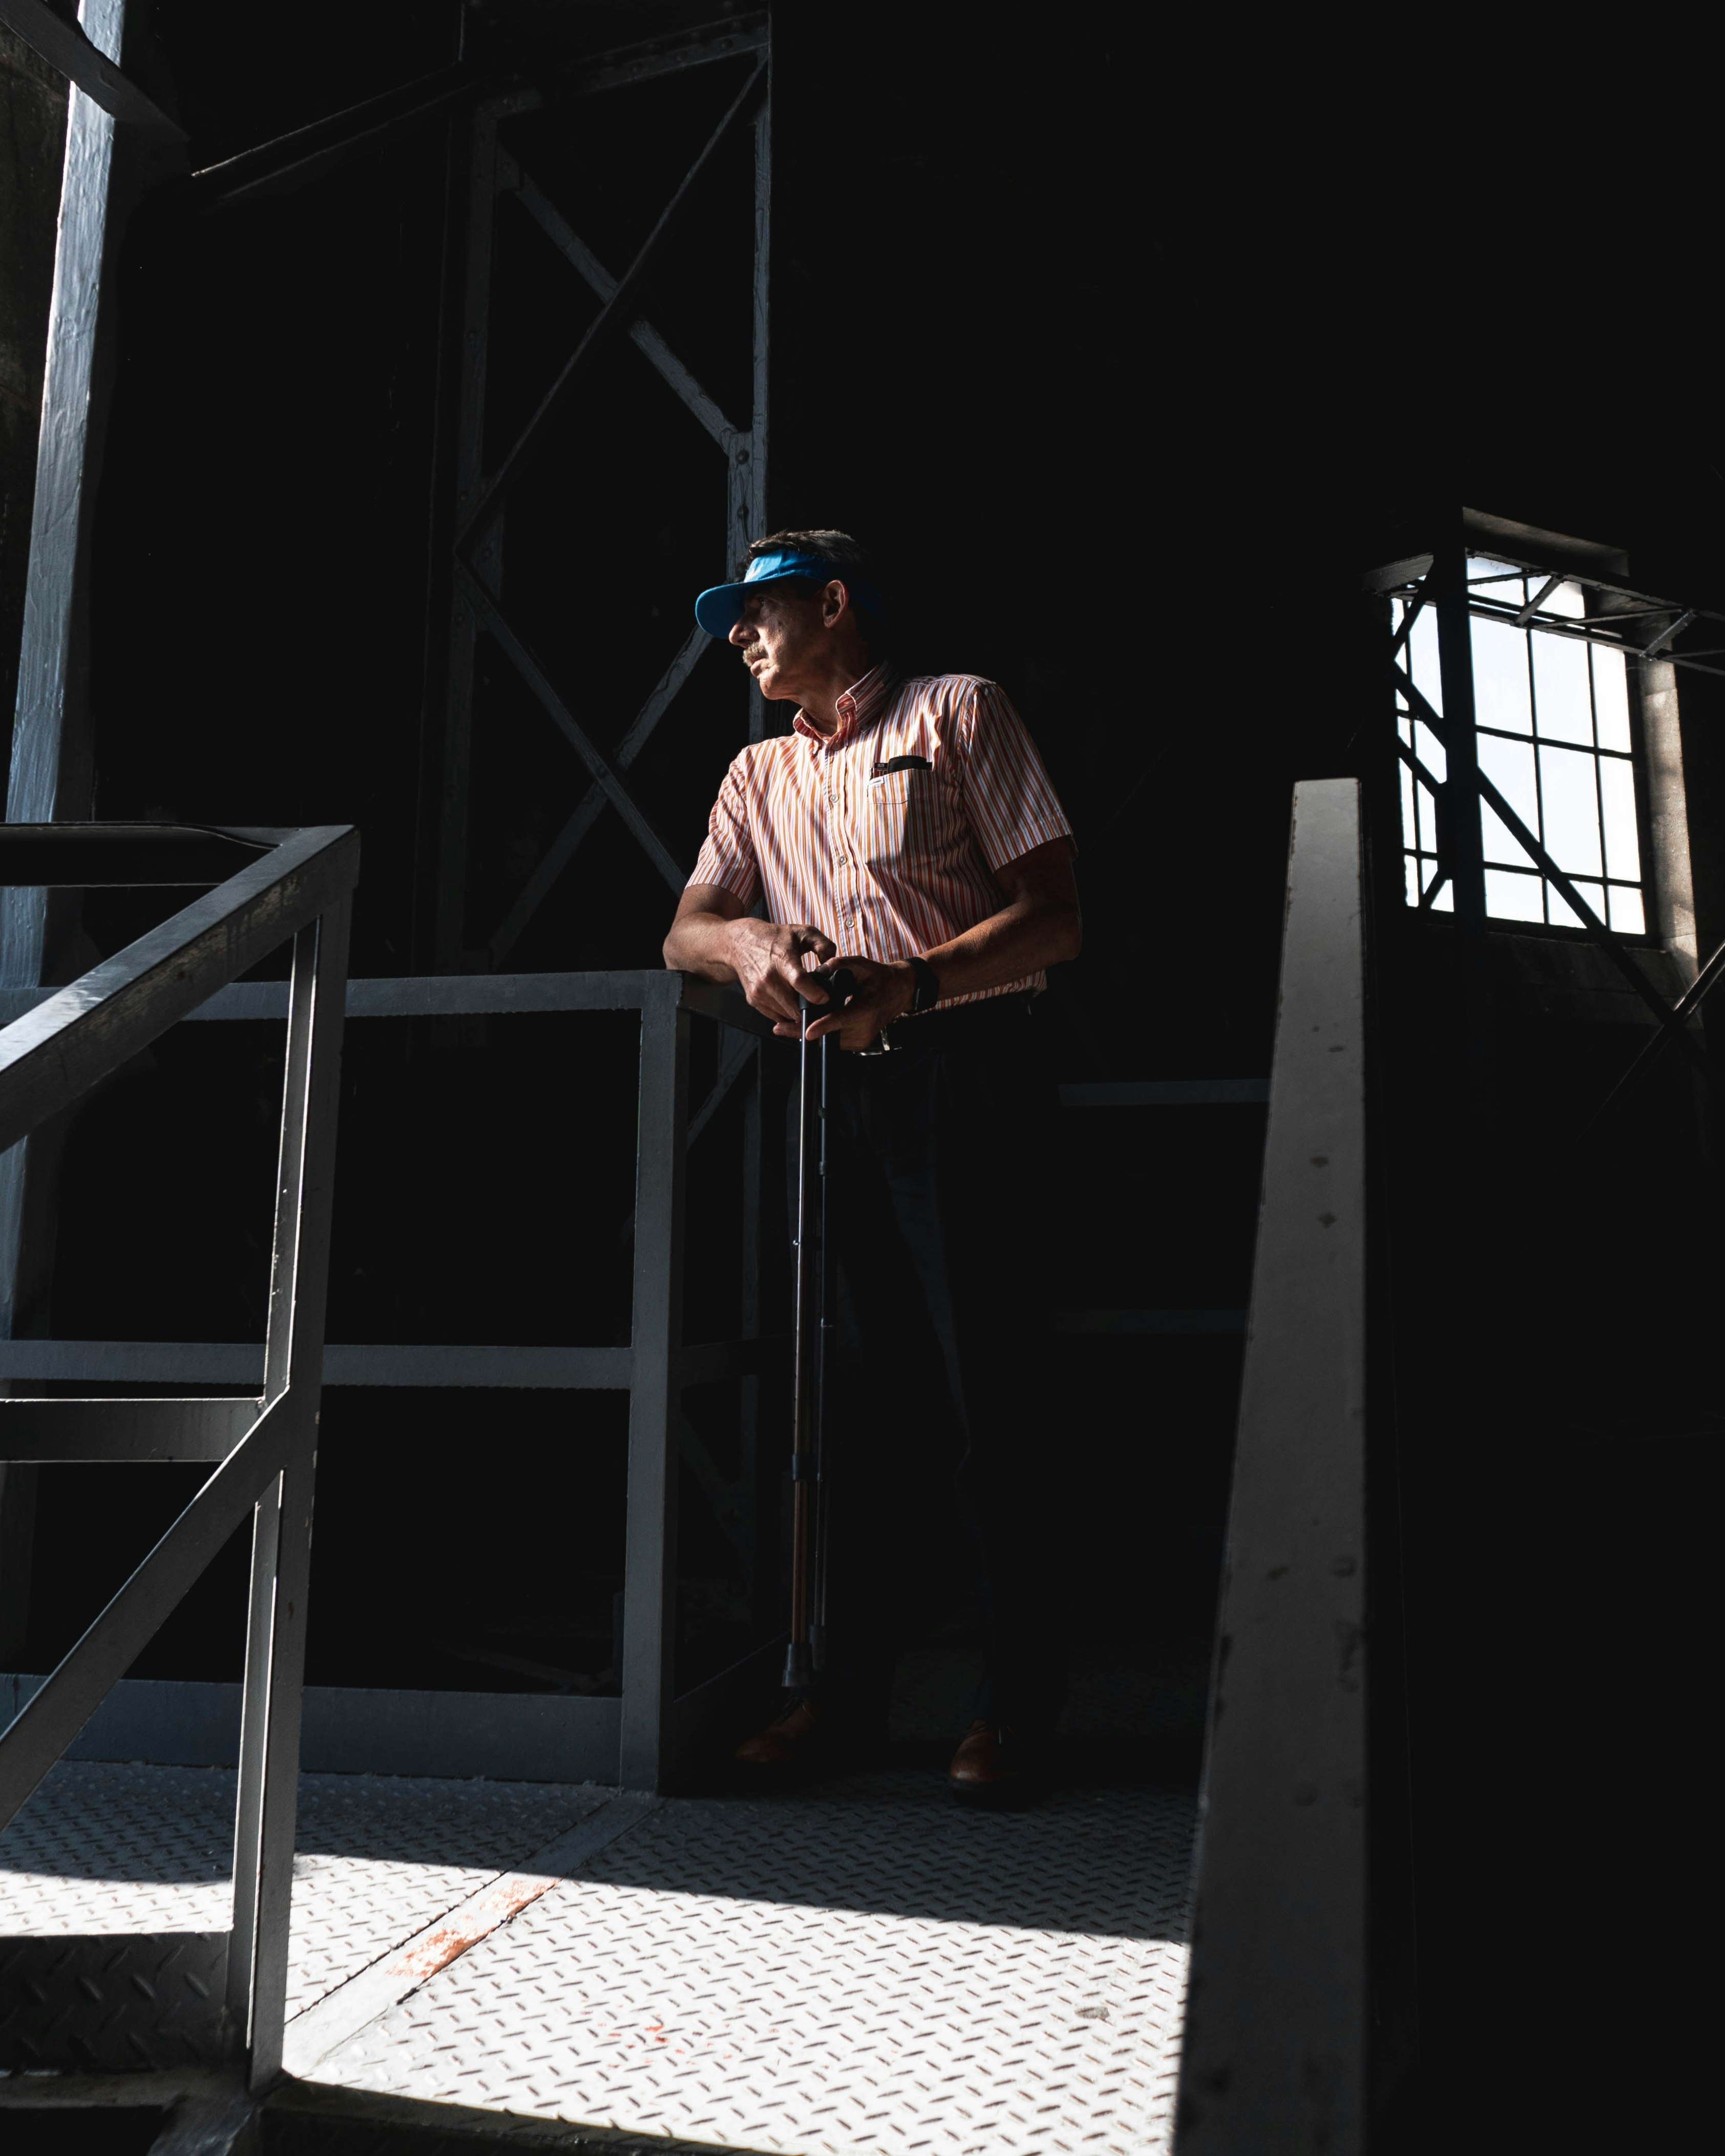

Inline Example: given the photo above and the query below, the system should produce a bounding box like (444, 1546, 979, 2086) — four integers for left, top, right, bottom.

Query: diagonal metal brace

(458, 569, 687, 893)
(502, 153, 738, 447)
(457, 55, 767, 554)
(1391, 657, 1709, 1073)
(1591, 933, 1725, 1125)
(0, 1394, 295, 1831)
(488, 626, 710, 965)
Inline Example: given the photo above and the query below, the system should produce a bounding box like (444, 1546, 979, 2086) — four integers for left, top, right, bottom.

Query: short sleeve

(689, 754, 762, 905)
(955, 683, 1074, 873)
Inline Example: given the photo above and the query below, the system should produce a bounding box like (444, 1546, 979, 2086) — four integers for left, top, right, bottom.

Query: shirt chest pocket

(859, 770, 920, 866)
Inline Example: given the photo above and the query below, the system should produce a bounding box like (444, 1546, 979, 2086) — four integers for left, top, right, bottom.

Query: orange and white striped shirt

(689, 665, 1072, 1005)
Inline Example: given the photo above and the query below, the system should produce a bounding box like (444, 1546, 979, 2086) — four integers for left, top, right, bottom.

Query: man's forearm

(663, 910, 741, 983)
(919, 893, 1081, 1001)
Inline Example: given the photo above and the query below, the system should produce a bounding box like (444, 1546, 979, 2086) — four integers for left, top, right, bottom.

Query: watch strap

(907, 956, 941, 1014)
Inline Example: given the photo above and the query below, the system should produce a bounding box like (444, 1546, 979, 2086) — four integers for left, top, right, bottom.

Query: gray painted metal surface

(0, 0, 182, 136)
(1, 1749, 1191, 2152)
(0, 0, 131, 1643)
(0, 1760, 616, 2012)
(310, 1770, 1192, 2156)
(0, 954, 773, 1797)
(0, 824, 356, 2089)
(0, 1930, 230, 2068)
(0, 1762, 1192, 2153)
(0, 824, 357, 1153)
(622, 982, 690, 1794)
(1176, 779, 1369, 2153)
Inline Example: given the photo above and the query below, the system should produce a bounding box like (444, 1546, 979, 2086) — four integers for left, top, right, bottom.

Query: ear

(821, 578, 849, 626)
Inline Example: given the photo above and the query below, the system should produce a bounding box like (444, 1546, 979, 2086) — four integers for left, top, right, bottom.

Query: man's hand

(727, 917, 837, 1029)
(795, 957, 916, 1047)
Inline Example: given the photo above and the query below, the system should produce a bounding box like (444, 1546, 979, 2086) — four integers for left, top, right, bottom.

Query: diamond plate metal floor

(1, 1760, 1194, 2155)
(0, 1762, 611, 2017)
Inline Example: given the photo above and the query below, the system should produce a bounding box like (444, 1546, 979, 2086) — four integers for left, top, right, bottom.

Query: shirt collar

(793, 661, 899, 748)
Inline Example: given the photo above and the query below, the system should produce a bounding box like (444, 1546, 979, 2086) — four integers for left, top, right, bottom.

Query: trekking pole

(785, 966, 853, 1691)
(810, 1018, 837, 1673)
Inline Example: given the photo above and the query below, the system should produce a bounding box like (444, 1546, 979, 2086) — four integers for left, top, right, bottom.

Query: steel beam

(562, 12, 767, 97)
(1178, 778, 1370, 2154)
(457, 574, 688, 893)
(431, 100, 501, 973)
(1, 1, 130, 1550)
(234, 900, 350, 2087)
(504, 157, 737, 444)
(0, 823, 269, 884)
(0, 826, 360, 1155)
(456, 56, 767, 555)
(485, 627, 713, 964)
(0, 1398, 260, 1462)
(190, 64, 474, 213)
(0, 0, 181, 138)
(0, 1395, 292, 1831)
(620, 975, 689, 1791)
(0, 967, 770, 1028)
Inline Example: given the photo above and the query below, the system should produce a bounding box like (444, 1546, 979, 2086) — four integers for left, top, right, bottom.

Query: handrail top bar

(0, 825, 358, 1156)
(0, 822, 275, 886)
(0, 966, 770, 1032)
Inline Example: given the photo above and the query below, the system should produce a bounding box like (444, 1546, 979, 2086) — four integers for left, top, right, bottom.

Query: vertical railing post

(431, 102, 500, 973)
(738, 1039, 767, 1623)
(620, 974, 689, 1791)
(0, 0, 130, 1664)
(742, 50, 770, 743)
(227, 898, 351, 2084)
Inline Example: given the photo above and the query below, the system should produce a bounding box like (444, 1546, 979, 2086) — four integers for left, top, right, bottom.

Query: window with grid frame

(1394, 555, 1647, 932)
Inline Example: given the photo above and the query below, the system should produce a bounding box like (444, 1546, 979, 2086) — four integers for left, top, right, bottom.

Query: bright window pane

(1592, 644, 1632, 751)
(1478, 732, 1539, 860)
(1407, 606, 1443, 715)
(1539, 744, 1604, 876)
(1548, 877, 1607, 929)
(1485, 869, 1545, 922)
(1399, 759, 1417, 851)
(1416, 780, 1439, 854)
(1599, 757, 1642, 883)
(1530, 623, 1593, 743)
(1608, 884, 1646, 934)
(1404, 853, 1421, 905)
(1545, 579, 1587, 620)
(1471, 616, 1532, 733)
(1430, 878, 1453, 913)
(1468, 557, 1523, 600)
(1413, 719, 1446, 783)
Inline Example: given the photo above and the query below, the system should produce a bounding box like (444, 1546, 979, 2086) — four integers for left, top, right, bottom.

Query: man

(664, 530, 1080, 1803)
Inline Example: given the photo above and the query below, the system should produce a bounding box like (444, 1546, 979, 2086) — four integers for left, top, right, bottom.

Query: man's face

(728, 585, 835, 701)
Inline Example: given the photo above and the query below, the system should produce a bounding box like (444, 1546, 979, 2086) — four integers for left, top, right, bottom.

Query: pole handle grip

(800, 965, 856, 1019)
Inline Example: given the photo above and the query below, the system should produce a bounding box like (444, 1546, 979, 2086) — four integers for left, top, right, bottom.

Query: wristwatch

(907, 956, 942, 1014)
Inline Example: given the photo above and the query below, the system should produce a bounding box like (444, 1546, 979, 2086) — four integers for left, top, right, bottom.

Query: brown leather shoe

(734, 1693, 821, 1768)
(948, 1718, 1030, 1806)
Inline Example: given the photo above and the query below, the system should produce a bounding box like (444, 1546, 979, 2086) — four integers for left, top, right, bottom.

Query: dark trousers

(796, 999, 1067, 1734)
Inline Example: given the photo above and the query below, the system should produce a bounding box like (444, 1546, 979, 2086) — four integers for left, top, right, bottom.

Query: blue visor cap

(694, 548, 882, 638)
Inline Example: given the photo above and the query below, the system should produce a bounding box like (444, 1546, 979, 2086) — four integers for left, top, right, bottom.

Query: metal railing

(0, 959, 780, 1799)
(0, 821, 356, 2084)
(1177, 779, 1371, 2153)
